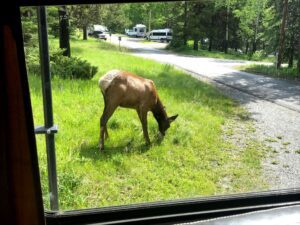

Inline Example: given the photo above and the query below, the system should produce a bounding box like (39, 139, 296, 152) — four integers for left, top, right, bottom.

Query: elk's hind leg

(137, 109, 150, 146)
(104, 126, 109, 139)
(99, 104, 118, 151)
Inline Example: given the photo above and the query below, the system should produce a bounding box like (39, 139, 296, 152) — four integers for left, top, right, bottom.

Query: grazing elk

(98, 69, 178, 151)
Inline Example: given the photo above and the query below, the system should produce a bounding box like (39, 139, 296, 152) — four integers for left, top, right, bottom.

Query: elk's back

(99, 70, 158, 109)
(99, 69, 121, 93)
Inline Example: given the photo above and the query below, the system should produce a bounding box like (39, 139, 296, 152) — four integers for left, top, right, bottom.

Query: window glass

(22, 0, 300, 211)
(153, 32, 166, 36)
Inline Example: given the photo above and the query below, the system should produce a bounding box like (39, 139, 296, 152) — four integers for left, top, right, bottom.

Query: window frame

(15, 0, 300, 224)
(45, 189, 300, 225)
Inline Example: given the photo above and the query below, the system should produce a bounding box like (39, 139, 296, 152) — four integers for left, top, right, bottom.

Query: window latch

(34, 125, 58, 134)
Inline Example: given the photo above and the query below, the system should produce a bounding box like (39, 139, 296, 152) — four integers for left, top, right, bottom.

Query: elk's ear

(168, 114, 178, 123)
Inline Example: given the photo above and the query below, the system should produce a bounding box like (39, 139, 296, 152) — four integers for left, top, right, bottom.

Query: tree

(260, 4, 279, 55)
(285, 0, 300, 68)
(188, 1, 206, 50)
(168, 1, 186, 48)
(277, 0, 288, 69)
(124, 2, 169, 32)
(234, 0, 268, 54)
(100, 4, 130, 33)
(183, 1, 188, 46)
(69, 5, 101, 40)
(58, 6, 70, 57)
(214, 0, 238, 53)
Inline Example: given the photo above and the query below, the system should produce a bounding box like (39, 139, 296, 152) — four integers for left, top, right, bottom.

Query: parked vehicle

(146, 29, 172, 42)
(125, 24, 146, 37)
(88, 25, 109, 40)
(125, 29, 136, 36)
(93, 31, 108, 40)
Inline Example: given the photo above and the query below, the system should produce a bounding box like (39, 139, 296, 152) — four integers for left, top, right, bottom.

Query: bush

(26, 46, 98, 79)
(238, 64, 300, 80)
(25, 44, 41, 75)
(50, 48, 98, 79)
(249, 50, 266, 61)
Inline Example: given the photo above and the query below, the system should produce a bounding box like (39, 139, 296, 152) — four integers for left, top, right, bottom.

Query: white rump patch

(99, 69, 120, 92)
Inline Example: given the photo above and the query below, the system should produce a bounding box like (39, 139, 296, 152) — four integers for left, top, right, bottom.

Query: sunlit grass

(169, 40, 275, 62)
(236, 64, 300, 80)
(29, 37, 267, 210)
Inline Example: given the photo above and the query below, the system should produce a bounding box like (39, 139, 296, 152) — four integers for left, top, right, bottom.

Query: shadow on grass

(78, 132, 166, 161)
(78, 140, 154, 161)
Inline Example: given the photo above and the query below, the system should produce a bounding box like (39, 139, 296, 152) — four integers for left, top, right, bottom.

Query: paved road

(111, 35, 300, 190)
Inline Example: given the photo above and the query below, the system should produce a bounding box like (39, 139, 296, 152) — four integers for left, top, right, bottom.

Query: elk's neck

(152, 98, 168, 124)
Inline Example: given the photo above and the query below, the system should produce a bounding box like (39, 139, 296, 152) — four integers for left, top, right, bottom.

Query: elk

(98, 69, 178, 151)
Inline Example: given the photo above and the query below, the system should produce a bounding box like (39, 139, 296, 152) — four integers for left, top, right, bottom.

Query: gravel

(159, 61, 300, 190)
(205, 77, 300, 190)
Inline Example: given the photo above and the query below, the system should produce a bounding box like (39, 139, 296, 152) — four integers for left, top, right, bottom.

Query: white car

(93, 31, 108, 40)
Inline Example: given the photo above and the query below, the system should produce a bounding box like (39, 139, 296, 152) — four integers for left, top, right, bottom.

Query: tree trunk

(252, 40, 257, 54)
(245, 40, 249, 55)
(148, 9, 151, 33)
(277, 0, 288, 69)
(234, 38, 238, 51)
(183, 1, 188, 46)
(297, 55, 300, 73)
(288, 47, 294, 68)
(208, 15, 214, 52)
(58, 5, 71, 57)
(252, 15, 259, 54)
(224, 4, 229, 54)
(208, 36, 213, 51)
(193, 35, 199, 51)
(288, 35, 294, 68)
(289, 43, 294, 68)
(297, 38, 300, 73)
(83, 25, 87, 40)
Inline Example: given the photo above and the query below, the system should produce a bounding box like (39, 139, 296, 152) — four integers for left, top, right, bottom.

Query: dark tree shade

(58, 5, 71, 57)
(277, 0, 288, 69)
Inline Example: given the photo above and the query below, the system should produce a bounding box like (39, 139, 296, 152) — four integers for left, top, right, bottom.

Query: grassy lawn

(236, 64, 300, 81)
(28, 37, 267, 210)
(168, 41, 275, 62)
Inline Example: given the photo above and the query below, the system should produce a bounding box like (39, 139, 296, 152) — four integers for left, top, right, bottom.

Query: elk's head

(159, 114, 178, 136)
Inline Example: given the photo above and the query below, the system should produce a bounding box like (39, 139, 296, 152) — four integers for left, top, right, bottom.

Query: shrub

(26, 46, 98, 79)
(50, 48, 98, 79)
(25, 44, 41, 75)
(249, 50, 266, 61)
(238, 64, 300, 80)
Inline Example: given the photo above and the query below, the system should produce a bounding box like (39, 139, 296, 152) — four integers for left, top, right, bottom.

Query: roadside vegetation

(22, 0, 300, 72)
(28, 38, 268, 210)
(168, 41, 275, 62)
(236, 64, 300, 81)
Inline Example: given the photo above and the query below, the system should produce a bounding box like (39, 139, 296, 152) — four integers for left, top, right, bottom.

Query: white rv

(146, 29, 173, 42)
(125, 24, 146, 37)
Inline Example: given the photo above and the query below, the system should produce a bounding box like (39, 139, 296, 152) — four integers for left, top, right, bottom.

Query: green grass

(28, 37, 267, 210)
(236, 64, 300, 80)
(169, 41, 275, 62)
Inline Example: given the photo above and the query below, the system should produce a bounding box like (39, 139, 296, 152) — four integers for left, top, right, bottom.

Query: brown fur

(98, 70, 178, 151)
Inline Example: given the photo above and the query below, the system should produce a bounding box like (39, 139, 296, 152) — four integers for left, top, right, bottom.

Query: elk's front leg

(137, 109, 150, 145)
(99, 117, 106, 151)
